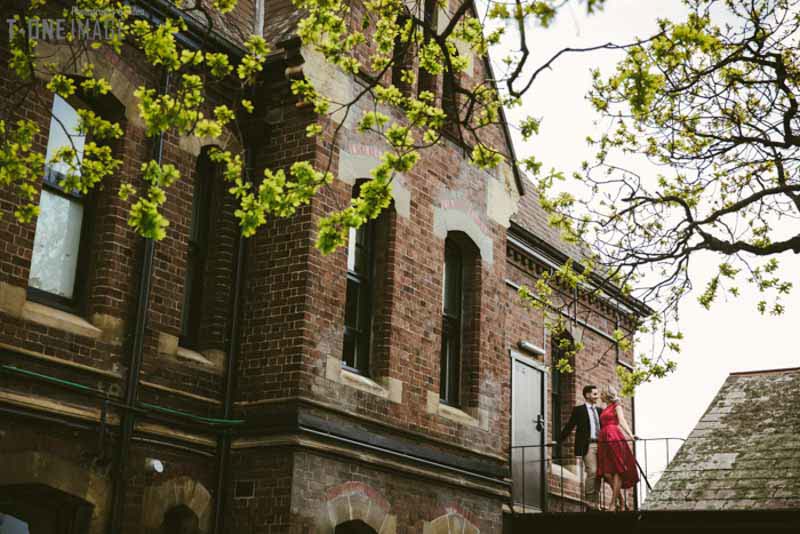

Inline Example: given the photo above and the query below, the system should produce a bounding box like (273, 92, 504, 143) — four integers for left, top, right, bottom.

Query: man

(557, 384, 603, 508)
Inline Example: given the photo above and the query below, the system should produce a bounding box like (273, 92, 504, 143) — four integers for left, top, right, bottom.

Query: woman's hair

(602, 385, 620, 403)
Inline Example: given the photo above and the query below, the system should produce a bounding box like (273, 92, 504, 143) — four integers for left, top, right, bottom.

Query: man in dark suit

(558, 384, 602, 507)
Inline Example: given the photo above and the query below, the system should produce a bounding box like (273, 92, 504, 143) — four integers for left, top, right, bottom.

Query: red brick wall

(289, 452, 504, 534)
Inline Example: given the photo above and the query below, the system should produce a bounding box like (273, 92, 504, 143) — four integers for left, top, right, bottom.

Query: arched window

(27, 95, 94, 313)
(417, 0, 438, 96)
(26, 88, 123, 315)
(440, 232, 481, 407)
(441, 239, 463, 404)
(391, 11, 413, 96)
(180, 149, 219, 349)
(441, 53, 461, 136)
(335, 520, 377, 534)
(551, 332, 576, 460)
(342, 182, 378, 375)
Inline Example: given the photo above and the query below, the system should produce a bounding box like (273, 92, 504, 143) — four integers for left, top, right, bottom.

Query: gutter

(107, 69, 170, 534)
(211, 146, 251, 534)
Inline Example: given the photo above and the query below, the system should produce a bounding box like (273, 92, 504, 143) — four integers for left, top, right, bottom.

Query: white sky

(502, 0, 800, 445)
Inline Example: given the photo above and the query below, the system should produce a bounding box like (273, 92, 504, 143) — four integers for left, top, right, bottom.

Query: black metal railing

(510, 437, 686, 513)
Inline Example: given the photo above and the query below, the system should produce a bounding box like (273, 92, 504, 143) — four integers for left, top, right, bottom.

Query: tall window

(342, 186, 376, 374)
(551, 334, 574, 460)
(180, 153, 215, 349)
(391, 14, 412, 95)
(441, 68, 460, 137)
(417, 0, 438, 96)
(27, 95, 92, 312)
(440, 238, 464, 405)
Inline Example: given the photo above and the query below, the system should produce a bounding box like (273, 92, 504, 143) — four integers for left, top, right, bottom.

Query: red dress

(596, 402, 639, 489)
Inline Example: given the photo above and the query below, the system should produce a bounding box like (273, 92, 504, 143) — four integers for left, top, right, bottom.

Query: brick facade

(0, 1, 644, 533)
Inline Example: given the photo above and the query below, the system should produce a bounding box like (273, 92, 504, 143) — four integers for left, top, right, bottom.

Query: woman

(596, 386, 639, 511)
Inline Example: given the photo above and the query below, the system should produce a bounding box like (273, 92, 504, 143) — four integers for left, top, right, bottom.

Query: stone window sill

(325, 356, 403, 403)
(438, 403, 480, 427)
(426, 390, 489, 430)
(21, 300, 102, 339)
(176, 346, 214, 366)
(157, 332, 224, 373)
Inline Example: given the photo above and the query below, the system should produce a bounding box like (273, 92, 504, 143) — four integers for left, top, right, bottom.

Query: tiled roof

(645, 367, 800, 511)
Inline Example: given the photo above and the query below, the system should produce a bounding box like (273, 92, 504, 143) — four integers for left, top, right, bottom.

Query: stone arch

(34, 44, 142, 128)
(432, 207, 493, 265)
(32, 44, 242, 156)
(319, 482, 396, 534)
(0, 451, 109, 534)
(141, 476, 211, 534)
(161, 503, 200, 534)
(423, 510, 480, 534)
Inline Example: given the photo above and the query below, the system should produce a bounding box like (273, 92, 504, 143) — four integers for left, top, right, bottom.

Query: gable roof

(645, 367, 800, 511)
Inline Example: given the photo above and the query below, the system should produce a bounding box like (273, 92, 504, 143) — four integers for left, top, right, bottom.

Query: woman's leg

(611, 474, 622, 511)
(601, 474, 613, 510)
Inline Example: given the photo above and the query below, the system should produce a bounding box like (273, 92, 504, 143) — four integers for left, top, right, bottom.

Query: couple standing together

(557, 384, 639, 511)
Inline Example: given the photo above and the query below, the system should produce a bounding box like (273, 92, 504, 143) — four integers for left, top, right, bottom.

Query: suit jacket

(559, 404, 603, 457)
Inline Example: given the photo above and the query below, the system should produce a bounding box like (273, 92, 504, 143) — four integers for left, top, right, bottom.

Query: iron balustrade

(510, 437, 686, 513)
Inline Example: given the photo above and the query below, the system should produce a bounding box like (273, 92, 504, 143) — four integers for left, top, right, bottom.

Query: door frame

(509, 349, 549, 512)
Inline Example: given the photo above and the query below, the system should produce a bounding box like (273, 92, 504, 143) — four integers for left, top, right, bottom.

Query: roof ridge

(729, 366, 800, 377)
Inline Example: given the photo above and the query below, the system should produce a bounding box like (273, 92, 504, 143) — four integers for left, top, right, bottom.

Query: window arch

(440, 232, 481, 407)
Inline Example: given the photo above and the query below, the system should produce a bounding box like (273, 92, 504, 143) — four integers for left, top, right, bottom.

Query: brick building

(0, 1, 647, 533)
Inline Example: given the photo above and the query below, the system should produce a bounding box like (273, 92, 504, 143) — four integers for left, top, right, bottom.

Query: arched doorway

(0, 513, 30, 534)
(0, 484, 92, 534)
(161, 504, 199, 534)
(334, 519, 378, 534)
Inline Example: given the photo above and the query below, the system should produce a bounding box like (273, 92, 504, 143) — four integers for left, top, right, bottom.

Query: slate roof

(644, 367, 800, 511)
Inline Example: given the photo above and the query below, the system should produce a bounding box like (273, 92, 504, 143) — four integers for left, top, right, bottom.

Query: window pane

(45, 95, 85, 181)
(345, 277, 360, 328)
(440, 316, 460, 404)
(354, 225, 369, 275)
(443, 245, 462, 316)
(346, 227, 357, 272)
(342, 330, 356, 369)
(28, 189, 84, 299)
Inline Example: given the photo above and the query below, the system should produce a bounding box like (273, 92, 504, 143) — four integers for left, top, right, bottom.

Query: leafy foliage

(3, 0, 798, 393)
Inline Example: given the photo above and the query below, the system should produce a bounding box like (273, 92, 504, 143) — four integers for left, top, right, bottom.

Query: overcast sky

(503, 0, 800, 449)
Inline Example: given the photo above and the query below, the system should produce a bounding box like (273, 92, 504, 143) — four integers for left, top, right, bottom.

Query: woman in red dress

(596, 386, 639, 511)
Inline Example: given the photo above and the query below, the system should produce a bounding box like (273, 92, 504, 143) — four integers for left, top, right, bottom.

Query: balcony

(510, 437, 685, 513)
(506, 438, 800, 533)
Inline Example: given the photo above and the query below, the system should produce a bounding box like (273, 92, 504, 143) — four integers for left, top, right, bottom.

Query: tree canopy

(1, 0, 798, 393)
